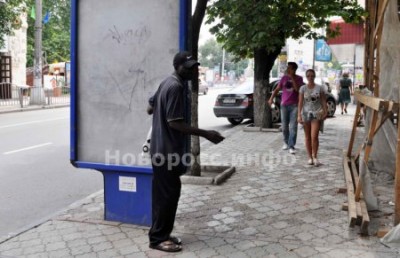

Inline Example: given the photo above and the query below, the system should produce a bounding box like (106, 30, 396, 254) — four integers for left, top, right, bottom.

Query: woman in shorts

(297, 69, 328, 166)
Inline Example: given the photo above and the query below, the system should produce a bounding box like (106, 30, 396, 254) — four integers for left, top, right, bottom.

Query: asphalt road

(198, 85, 241, 132)
(0, 85, 239, 240)
(0, 108, 103, 239)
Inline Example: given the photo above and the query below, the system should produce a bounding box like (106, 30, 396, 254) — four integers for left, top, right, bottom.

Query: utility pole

(31, 0, 45, 104)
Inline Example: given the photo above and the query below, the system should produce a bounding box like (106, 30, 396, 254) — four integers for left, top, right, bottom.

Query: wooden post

(363, 0, 371, 88)
(369, 0, 377, 95)
(374, 0, 389, 98)
(395, 107, 400, 225)
(355, 109, 379, 201)
(347, 102, 361, 158)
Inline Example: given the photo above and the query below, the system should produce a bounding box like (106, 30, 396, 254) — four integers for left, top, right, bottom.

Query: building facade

(0, 12, 28, 86)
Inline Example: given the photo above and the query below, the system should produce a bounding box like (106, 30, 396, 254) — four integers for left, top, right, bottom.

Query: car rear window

(230, 81, 254, 94)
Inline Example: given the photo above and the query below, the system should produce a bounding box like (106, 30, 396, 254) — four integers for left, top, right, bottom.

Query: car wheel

(271, 104, 281, 123)
(227, 118, 243, 125)
(326, 98, 336, 117)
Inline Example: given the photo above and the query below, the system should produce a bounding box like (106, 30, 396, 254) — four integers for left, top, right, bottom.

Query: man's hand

(147, 105, 153, 115)
(204, 130, 224, 144)
(267, 98, 273, 107)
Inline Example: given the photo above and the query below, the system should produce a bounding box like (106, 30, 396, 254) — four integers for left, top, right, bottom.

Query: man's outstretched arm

(168, 120, 224, 144)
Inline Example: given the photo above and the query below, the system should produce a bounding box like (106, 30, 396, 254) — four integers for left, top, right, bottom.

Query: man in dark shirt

(147, 51, 224, 252)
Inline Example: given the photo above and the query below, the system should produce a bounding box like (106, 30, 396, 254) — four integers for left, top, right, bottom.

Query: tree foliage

(207, 0, 365, 60)
(207, 0, 365, 127)
(25, 0, 70, 66)
(0, 0, 27, 48)
(199, 38, 248, 77)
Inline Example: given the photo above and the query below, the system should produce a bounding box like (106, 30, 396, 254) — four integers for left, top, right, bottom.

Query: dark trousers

(148, 161, 182, 246)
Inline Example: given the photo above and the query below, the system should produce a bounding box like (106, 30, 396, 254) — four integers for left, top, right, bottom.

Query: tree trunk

(253, 47, 281, 128)
(190, 0, 208, 176)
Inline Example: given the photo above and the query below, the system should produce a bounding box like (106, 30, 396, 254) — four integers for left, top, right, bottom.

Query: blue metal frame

(70, 0, 190, 172)
(70, 0, 78, 162)
(75, 162, 152, 174)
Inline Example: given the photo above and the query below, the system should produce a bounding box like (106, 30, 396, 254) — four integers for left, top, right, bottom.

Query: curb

(181, 165, 235, 185)
(243, 123, 281, 133)
(214, 166, 236, 185)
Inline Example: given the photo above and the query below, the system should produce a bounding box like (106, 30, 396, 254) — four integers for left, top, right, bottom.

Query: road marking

(0, 117, 68, 129)
(3, 142, 53, 155)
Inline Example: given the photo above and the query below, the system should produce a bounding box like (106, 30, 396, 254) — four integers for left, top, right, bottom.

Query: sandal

(169, 236, 182, 245)
(149, 240, 182, 253)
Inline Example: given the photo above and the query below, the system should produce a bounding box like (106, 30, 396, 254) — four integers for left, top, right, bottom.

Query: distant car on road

(213, 79, 337, 125)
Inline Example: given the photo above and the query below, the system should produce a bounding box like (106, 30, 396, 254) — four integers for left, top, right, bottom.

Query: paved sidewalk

(0, 105, 399, 257)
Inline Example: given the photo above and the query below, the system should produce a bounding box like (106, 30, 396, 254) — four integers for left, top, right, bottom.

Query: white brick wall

(7, 13, 28, 86)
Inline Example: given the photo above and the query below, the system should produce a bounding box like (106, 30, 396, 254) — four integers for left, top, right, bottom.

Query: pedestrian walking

(338, 72, 353, 114)
(146, 51, 224, 253)
(268, 62, 304, 154)
(297, 69, 328, 166)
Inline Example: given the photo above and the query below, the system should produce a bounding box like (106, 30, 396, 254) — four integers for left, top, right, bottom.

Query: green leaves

(0, 0, 27, 48)
(26, 0, 71, 66)
(206, 0, 365, 59)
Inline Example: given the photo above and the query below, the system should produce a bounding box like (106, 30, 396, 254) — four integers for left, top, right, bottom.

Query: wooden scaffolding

(343, 0, 400, 235)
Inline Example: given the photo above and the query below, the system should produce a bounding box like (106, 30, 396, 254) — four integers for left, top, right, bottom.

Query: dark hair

(288, 62, 298, 70)
(305, 69, 316, 77)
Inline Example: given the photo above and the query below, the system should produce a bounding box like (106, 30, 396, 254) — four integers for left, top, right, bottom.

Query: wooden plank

(363, 0, 371, 89)
(360, 198, 370, 235)
(369, 0, 377, 95)
(355, 109, 379, 201)
(363, 10, 370, 88)
(356, 202, 363, 226)
(350, 159, 359, 189)
(363, 110, 379, 166)
(347, 102, 361, 157)
(375, 0, 383, 95)
(377, 228, 390, 238)
(373, 0, 390, 40)
(374, 0, 389, 93)
(354, 92, 389, 112)
(354, 112, 391, 161)
(354, 137, 366, 162)
(395, 105, 400, 225)
(351, 158, 363, 226)
(343, 152, 357, 227)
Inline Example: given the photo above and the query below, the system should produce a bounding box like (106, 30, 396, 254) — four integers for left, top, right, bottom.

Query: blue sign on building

(315, 39, 332, 62)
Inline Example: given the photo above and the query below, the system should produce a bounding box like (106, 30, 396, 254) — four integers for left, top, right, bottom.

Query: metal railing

(0, 82, 70, 109)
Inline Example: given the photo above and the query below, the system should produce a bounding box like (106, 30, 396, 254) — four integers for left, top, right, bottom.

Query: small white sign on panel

(119, 176, 137, 192)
